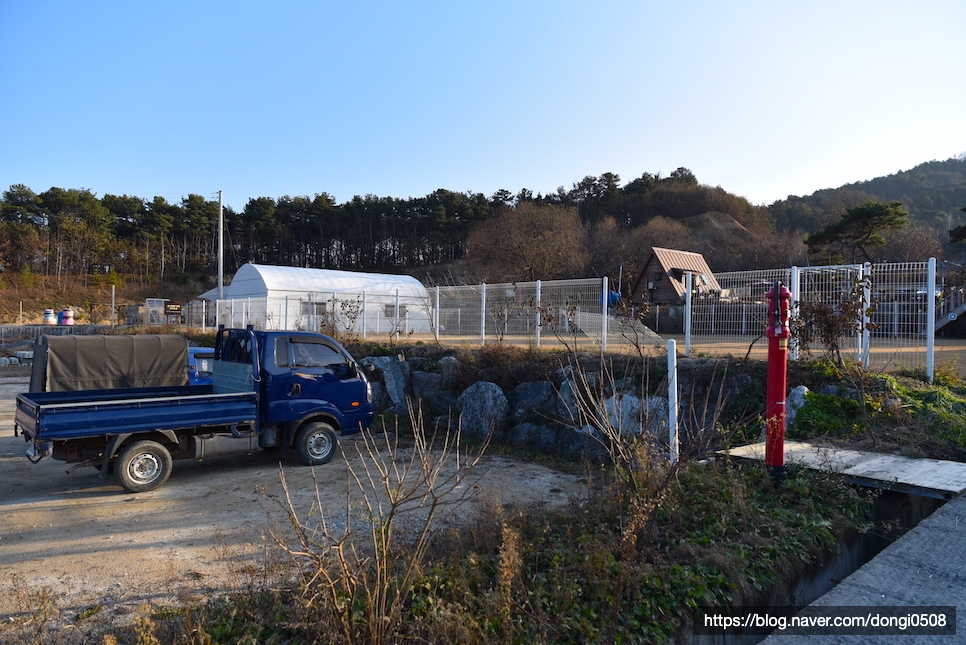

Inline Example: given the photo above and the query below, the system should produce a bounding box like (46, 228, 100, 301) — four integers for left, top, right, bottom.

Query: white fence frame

(183, 259, 940, 380)
(689, 260, 936, 375)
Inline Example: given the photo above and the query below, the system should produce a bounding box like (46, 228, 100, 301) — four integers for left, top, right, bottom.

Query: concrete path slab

(724, 441, 966, 499)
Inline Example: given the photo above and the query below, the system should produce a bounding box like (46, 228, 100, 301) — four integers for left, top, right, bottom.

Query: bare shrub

(8, 575, 61, 645)
(272, 411, 489, 645)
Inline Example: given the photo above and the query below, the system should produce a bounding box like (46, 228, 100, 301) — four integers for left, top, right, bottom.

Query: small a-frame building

(629, 247, 720, 304)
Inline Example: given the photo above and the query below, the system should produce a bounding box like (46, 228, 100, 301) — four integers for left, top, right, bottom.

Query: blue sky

(1, 0, 964, 212)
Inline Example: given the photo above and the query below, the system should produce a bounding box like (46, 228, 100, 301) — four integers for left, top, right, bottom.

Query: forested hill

(768, 155, 966, 234)
(2, 157, 964, 295)
(0, 170, 780, 286)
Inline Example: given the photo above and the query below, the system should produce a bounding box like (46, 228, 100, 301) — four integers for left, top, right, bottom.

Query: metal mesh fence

(203, 290, 435, 341)
(687, 267, 792, 360)
(688, 261, 934, 373)
(184, 261, 938, 376)
(437, 278, 608, 349)
(865, 261, 935, 373)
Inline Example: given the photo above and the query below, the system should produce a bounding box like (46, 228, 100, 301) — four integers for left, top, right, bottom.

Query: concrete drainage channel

(792, 490, 945, 606)
(690, 489, 949, 645)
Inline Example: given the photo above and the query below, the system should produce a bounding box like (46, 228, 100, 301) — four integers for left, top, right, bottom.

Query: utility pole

(218, 191, 224, 300)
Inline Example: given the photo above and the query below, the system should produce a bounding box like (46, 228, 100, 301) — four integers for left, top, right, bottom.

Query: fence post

(480, 283, 486, 346)
(434, 286, 440, 343)
(601, 276, 608, 353)
(668, 339, 678, 465)
(362, 291, 368, 339)
(535, 280, 542, 348)
(684, 272, 693, 356)
(395, 290, 400, 343)
(928, 257, 936, 383)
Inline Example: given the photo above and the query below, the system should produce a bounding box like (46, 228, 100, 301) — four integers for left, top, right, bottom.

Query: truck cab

(215, 327, 374, 461)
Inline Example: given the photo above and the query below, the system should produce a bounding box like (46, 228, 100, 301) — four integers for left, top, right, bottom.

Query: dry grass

(0, 274, 212, 326)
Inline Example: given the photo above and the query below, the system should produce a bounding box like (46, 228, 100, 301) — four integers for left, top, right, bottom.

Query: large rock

(456, 381, 509, 440)
(556, 371, 601, 422)
(361, 356, 411, 412)
(786, 385, 810, 425)
(602, 392, 669, 437)
(643, 396, 669, 435)
(508, 380, 556, 424)
(507, 422, 558, 451)
(368, 382, 391, 413)
(556, 379, 583, 422)
(561, 424, 604, 460)
(412, 371, 456, 414)
(437, 355, 462, 382)
(604, 392, 642, 435)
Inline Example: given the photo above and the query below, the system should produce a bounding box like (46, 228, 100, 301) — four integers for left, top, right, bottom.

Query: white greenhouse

(192, 263, 434, 337)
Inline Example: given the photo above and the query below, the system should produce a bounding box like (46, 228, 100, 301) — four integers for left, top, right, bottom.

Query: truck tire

(294, 422, 338, 466)
(114, 440, 173, 493)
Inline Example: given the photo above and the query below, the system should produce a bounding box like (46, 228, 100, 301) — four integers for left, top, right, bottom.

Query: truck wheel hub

(308, 433, 331, 458)
(130, 454, 160, 481)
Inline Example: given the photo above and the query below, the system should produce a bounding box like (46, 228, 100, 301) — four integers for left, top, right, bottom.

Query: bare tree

(636, 216, 694, 252)
(464, 203, 589, 281)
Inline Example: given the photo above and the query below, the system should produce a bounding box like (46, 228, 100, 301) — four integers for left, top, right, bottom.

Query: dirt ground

(0, 369, 586, 638)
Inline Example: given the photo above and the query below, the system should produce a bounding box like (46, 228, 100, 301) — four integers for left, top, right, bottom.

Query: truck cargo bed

(16, 386, 258, 442)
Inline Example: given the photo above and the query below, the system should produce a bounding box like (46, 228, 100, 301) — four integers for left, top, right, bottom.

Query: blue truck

(14, 327, 374, 492)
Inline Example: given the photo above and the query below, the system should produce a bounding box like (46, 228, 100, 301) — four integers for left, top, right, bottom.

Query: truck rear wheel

(294, 422, 338, 466)
(114, 440, 173, 492)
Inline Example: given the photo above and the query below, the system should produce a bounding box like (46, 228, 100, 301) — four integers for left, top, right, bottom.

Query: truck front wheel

(294, 422, 338, 466)
(114, 440, 173, 493)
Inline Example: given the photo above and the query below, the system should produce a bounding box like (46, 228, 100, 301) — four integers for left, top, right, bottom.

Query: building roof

(212, 263, 429, 300)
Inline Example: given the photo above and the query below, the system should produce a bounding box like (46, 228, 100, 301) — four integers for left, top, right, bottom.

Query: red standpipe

(765, 282, 792, 486)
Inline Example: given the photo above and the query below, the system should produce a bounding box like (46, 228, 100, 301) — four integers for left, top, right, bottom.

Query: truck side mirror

(329, 362, 359, 379)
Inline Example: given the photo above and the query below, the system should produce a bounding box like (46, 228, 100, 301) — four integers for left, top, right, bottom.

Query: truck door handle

(290, 384, 301, 396)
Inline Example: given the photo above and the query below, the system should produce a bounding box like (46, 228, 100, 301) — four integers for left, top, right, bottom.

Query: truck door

(264, 335, 370, 427)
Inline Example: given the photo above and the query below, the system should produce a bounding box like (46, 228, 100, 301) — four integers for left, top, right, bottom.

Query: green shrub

(788, 391, 863, 439)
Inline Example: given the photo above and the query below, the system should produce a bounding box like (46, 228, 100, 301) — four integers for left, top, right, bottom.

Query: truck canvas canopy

(30, 334, 189, 392)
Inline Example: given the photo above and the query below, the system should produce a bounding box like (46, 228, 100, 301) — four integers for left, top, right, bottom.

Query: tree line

(2, 158, 960, 293)
(0, 170, 771, 282)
